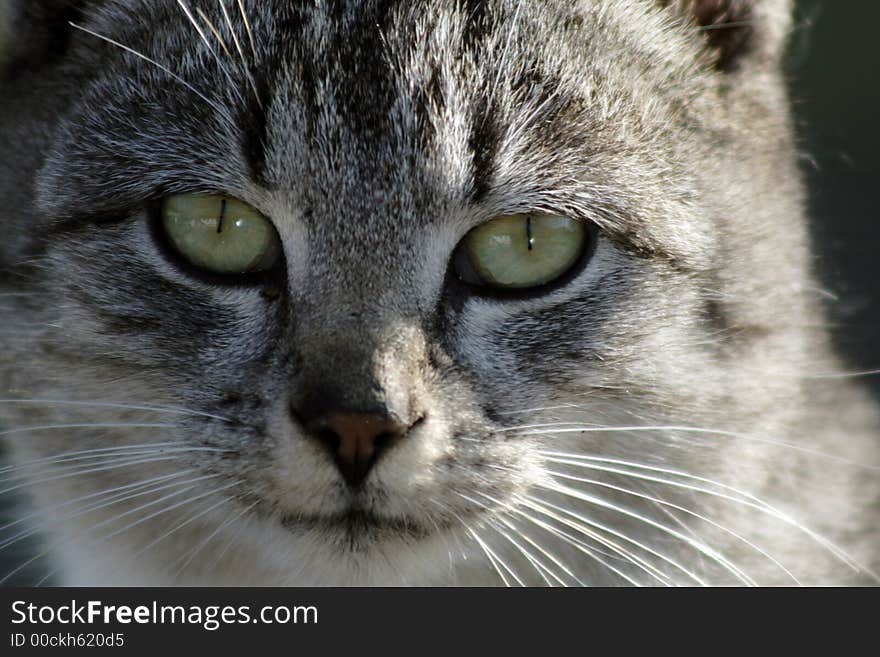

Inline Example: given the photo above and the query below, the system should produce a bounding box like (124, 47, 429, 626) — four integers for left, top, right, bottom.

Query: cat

(0, 0, 878, 586)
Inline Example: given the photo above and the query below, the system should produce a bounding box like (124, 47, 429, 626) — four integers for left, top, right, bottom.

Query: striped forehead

(258, 2, 487, 231)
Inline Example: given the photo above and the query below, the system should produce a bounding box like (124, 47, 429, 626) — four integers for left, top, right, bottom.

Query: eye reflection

(160, 194, 282, 275)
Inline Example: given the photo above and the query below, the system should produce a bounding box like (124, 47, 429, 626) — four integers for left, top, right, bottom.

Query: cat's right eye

(160, 194, 282, 275)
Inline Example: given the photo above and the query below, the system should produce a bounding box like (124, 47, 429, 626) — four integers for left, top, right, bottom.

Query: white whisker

(218, 0, 262, 107)
(0, 456, 185, 497)
(528, 480, 756, 585)
(518, 425, 880, 471)
(95, 481, 241, 542)
(1, 452, 183, 486)
(0, 399, 232, 422)
(805, 369, 880, 380)
(171, 500, 257, 576)
(515, 494, 680, 586)
(68, 22, 237, 133)
(488, 519, 560, 586)
(0, 444, 231, 477)
(461, 491, 583, 586)
(0, 471, 193, 536)
(457, 490, 654, 585)
(457, 516, 516, 587)
(176, 0, 246, 107)
(0, 475, 214, 584)
(543, 466, 801, 585)
(0, 472, 210, 553)
(0, 422, 175, 439)
(236, 0, 258, 59)
(538, 451, 874, 579)
(126, 489, 241, 561)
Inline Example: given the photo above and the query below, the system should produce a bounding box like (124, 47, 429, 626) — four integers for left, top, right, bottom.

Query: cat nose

(307, 413, 415, 488)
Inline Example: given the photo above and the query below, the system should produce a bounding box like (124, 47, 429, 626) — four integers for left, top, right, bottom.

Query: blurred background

(794, 1, 880, 398)
(0, 0, 878, 584)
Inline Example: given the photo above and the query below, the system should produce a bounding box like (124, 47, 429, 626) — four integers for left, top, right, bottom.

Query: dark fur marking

(702, 297, 730, 335)
(468, 99, 500, 203)
(240, 63, 275, 188)
(412, 62, 445, 151)
(460, 0, 496, 52)
(330, 1, 399, 150)
(460, 0, 500, 202)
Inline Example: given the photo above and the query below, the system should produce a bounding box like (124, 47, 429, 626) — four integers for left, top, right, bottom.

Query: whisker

(126, 489, 242, 563)
(528, 480, 755, 585)
(0, 443, 230, 476)
(101, 480, 243, 543)
(197, 11, 251, 103)
(0, 399, 232, 422)
(456, 492, 555, 586)
(457, 490, 654, 585)
(518, 425, 880, 471)
(217, 0, 262, 107)
(805, 369, 880, 380)
(493, 404, 585, 416)
(456, 515, 515, 587)
(488, 519, 560, 586)
(543, 466, 801, 585)
(0, 471, 193, 536)
(462, 492, 582, 586)
(176, 0, 246, 110)
(538, 451, 874, 579)
(0, 475, 210, 584)
(68, 22, 237, 132)
(423, 500, 468, 583)
(0, 455, 186, 497)
(171, 500, 257, 577)
(697, 21, 755, 32)
(235, 0, 258, 59)
(0, 447, 230, 488)
(515, 494, 680, 586)
(495, 421, 584, 433)
(0, 472, 211, 553)
(496, 516, 582, 586)
(201, 502, 254, 572)
(0, 423, 175, 439)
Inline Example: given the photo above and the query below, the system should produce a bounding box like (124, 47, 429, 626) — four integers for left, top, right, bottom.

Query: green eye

(454, 213, 589, 289)
(160, 194, 282, 275)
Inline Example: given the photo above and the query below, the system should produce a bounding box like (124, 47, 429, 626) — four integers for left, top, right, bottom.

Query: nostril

(373, 431, 394, 451)
(371, 426, 407, 456)
(315, 428, 341, 453)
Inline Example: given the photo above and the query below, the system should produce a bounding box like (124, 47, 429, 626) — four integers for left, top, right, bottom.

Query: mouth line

(280, 508, 431, 540)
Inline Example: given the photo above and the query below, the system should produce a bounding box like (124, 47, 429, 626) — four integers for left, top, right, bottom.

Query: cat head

(0, 0, 819, 585)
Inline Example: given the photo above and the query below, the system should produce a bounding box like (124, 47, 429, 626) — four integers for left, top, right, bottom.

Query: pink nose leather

(314, 413, 409, 487)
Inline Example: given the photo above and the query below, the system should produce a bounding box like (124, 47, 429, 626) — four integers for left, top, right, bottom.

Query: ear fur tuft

(660, 0, 788, 71)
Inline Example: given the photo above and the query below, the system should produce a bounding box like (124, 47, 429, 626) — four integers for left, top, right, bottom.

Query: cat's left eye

(453, 212, 590, 291)
(160, 194, 282, 275)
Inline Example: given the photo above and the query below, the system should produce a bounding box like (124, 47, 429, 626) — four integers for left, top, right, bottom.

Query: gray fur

(0, 0, 877, 586)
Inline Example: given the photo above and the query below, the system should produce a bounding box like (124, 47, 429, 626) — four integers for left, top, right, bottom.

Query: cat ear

(659, 0, 792, 72)
(0, 1, 88, 74)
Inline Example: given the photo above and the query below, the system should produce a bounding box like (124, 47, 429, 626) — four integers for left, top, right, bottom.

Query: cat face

(6, 0, 866, 586)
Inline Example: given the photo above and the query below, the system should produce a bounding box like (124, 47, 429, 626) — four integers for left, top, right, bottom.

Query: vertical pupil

(526, 215, 534, 251)
(217, 198, 227, 234)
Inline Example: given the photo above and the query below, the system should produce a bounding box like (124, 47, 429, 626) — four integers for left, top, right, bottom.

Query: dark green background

(794, 1, 880, 395)
(1, 1, 878, 585)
